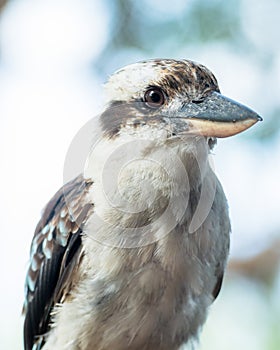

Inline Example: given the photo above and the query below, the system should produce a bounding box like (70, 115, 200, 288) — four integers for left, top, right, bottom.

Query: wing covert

(23, 175, 93, 350)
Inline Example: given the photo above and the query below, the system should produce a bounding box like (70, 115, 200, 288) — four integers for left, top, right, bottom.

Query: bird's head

(100, 59, 261, 144)
(82, 59, 262, 247)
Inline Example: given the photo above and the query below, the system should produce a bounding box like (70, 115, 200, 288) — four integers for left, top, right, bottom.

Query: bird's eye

(144, 88, 165, 108)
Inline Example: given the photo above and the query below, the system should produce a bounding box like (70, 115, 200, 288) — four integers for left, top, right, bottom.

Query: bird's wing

(23, 174, 94, 350)
(212, 271, 224, 300)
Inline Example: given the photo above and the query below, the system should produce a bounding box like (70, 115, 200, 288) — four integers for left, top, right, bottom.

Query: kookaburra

(23, 59, 261, 350)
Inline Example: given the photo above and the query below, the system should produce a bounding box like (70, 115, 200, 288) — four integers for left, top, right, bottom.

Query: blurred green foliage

(98, 0, 242, 69)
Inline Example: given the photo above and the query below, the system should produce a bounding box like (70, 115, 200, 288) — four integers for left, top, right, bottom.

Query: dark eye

(144, 87, 165, 108)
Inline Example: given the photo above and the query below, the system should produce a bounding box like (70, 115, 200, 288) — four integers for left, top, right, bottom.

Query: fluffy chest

(61, 194, 227, 350)
(46, 139, 230, 349)
(46, 183, 229, 350)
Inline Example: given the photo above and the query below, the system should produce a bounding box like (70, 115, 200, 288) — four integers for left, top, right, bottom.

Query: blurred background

(0, 0, 279, 349)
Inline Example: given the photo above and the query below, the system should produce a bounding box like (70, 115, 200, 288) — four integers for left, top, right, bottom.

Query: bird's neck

(83, 133, 211, 248)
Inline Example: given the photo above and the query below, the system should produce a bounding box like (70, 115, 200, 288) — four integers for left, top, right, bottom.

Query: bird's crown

(105, 59, 220, 104)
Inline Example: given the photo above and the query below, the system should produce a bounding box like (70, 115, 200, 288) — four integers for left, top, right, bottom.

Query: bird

(23, 59, 261, 350)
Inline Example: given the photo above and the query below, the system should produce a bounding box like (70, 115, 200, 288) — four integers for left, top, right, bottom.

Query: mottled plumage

(23, 176, 94, 350)
(23, 59, 261, 350)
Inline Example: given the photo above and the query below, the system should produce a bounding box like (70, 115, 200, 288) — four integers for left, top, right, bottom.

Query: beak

(177, 91, 262, 138)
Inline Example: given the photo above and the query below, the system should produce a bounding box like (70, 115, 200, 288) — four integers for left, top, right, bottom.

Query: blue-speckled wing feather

(23, 175, 93, 350)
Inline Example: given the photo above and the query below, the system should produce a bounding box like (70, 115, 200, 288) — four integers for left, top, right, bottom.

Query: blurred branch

(0, 0, 8, 13)
(228, 238, 280, 286)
